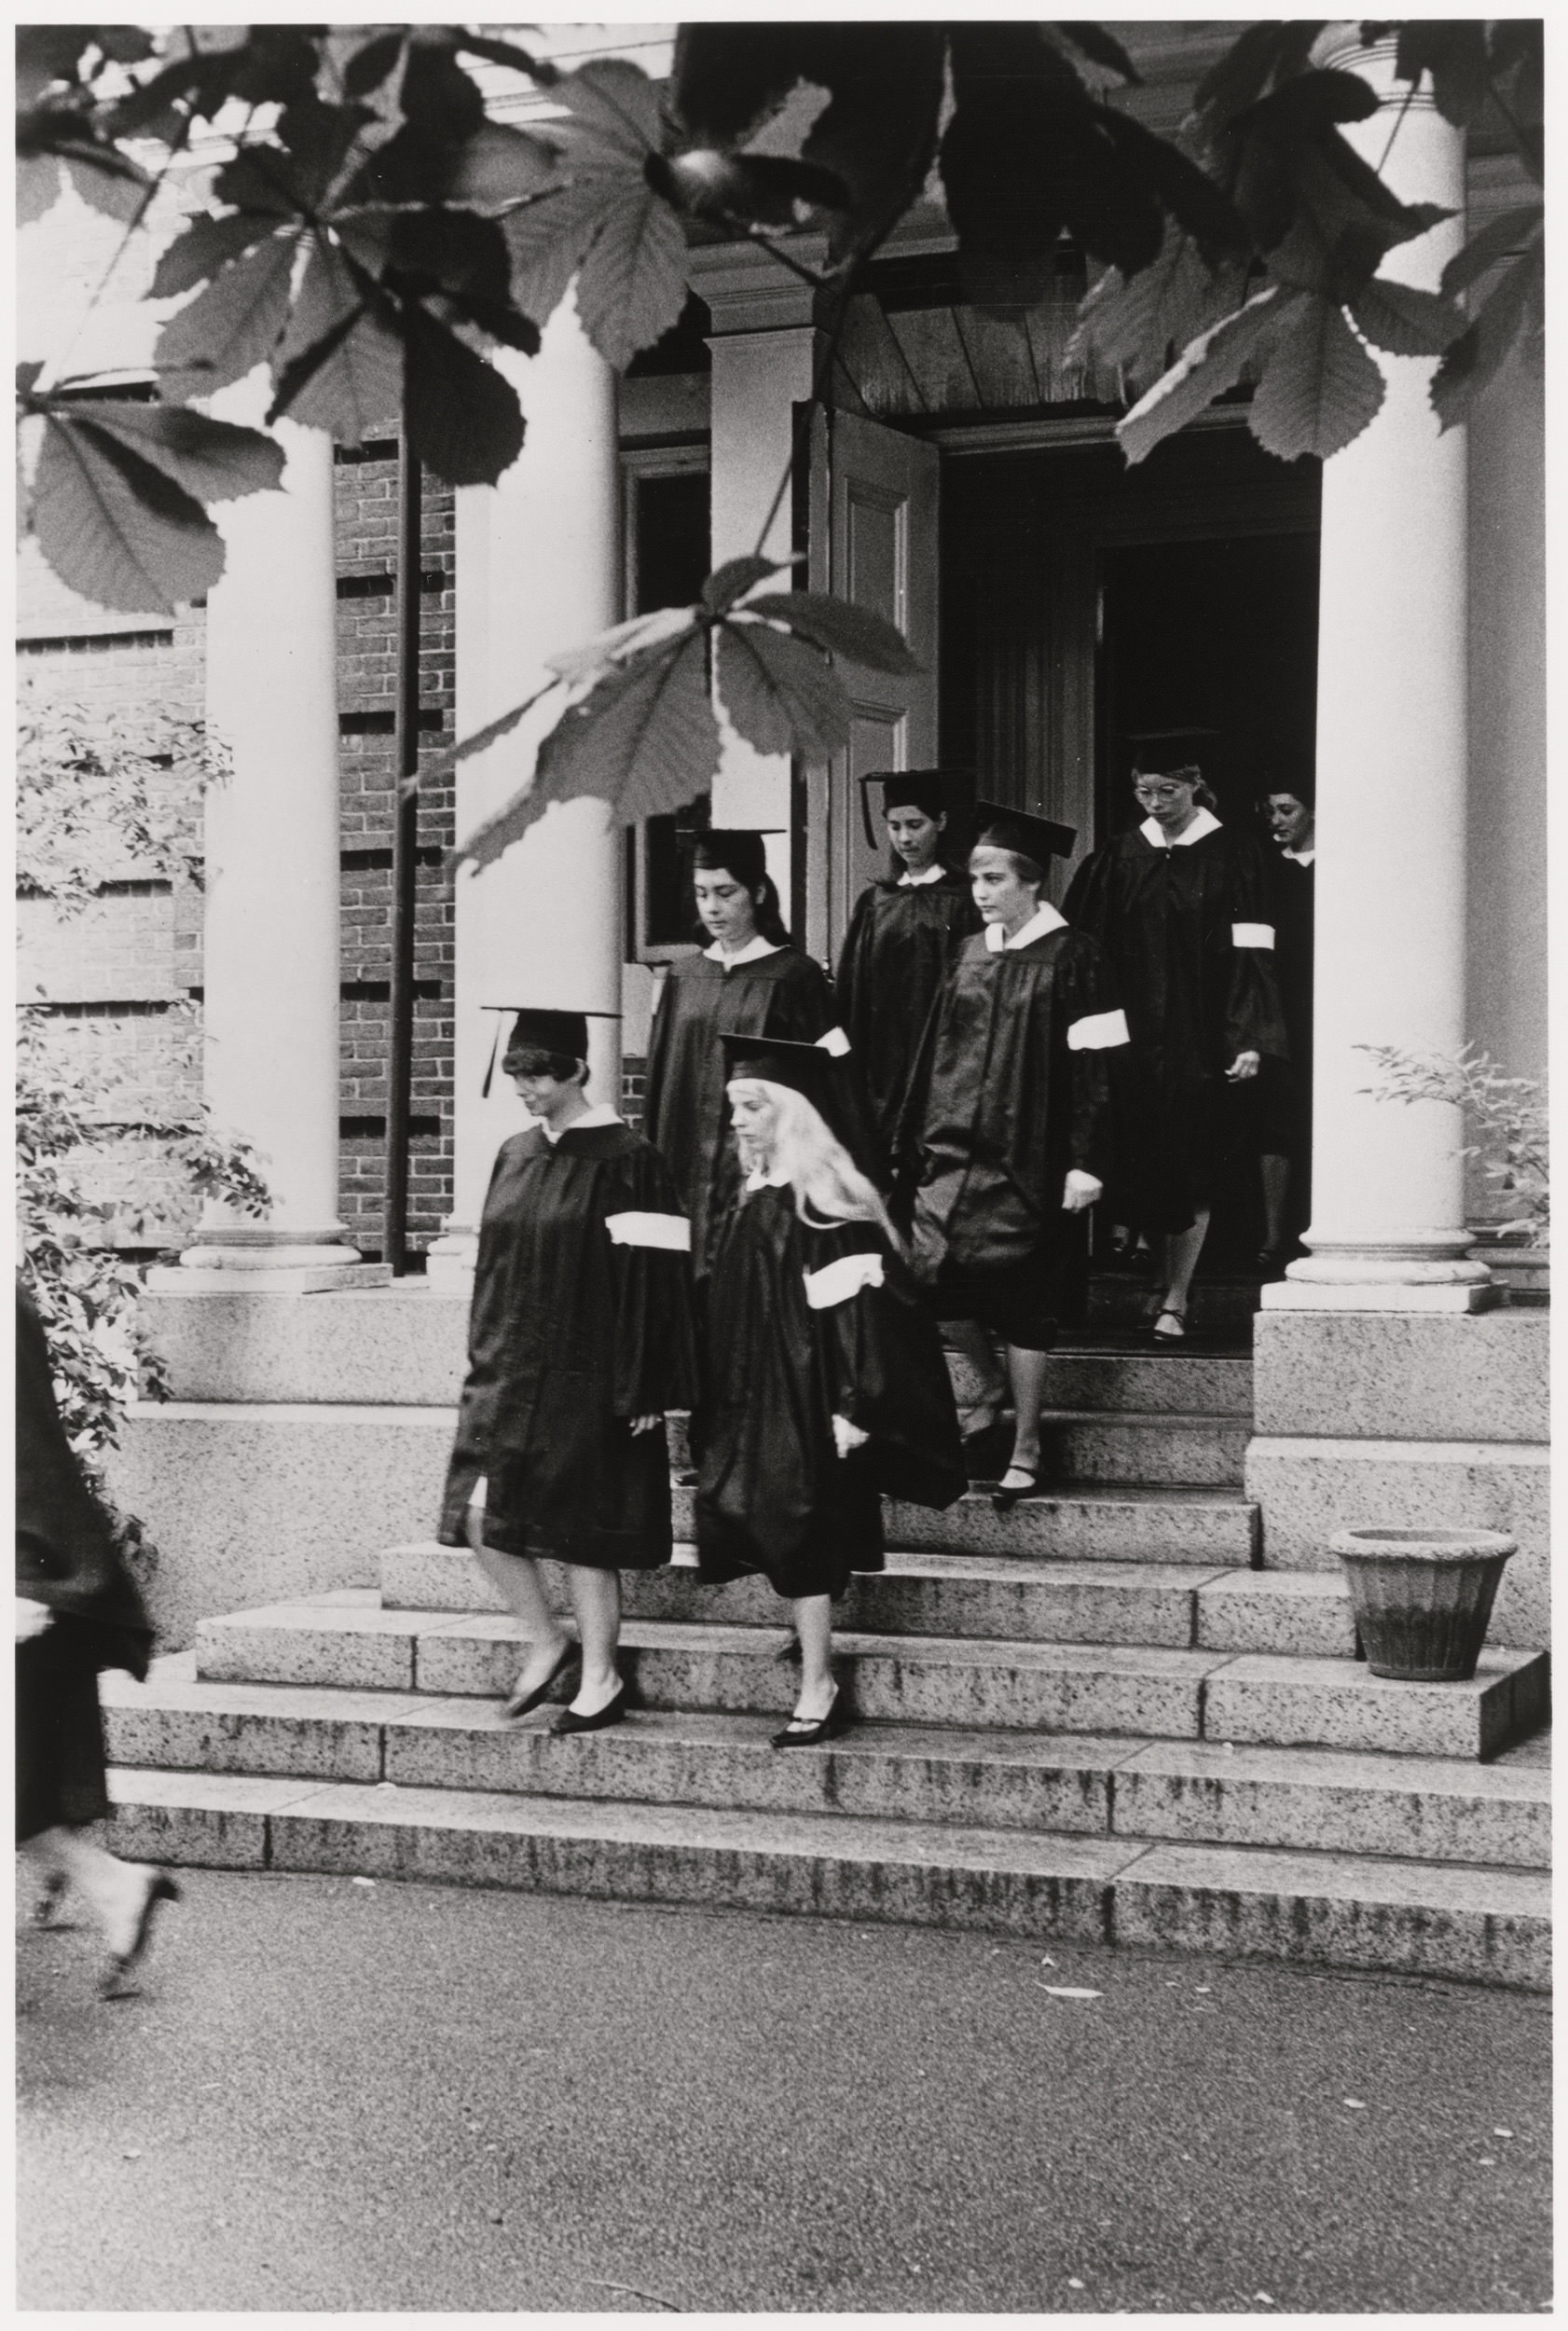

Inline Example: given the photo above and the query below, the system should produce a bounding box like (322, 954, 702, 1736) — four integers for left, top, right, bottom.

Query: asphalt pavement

(17, 1869, 1552, 2313)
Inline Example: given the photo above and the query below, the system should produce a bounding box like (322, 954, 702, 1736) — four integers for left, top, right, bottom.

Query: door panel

(803, 408, 939, 965)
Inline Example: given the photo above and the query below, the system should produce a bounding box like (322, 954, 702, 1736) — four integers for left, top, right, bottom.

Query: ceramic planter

(1332, 1528, 1517, 1683)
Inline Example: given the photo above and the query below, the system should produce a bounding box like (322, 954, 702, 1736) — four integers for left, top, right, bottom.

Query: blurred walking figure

(1065, 734, 1287, 1338)
(694, 1035, 964, 1746)
(1258, 775, 1316, 1273)
(17, 1279, 179, 1998)
(438, 1008, 697, 1732)
(898, 806, 1125, 1504)
(834, 771, 982, 1166)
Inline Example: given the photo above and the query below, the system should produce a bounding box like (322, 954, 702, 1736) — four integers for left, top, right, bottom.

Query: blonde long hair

(728, 1079, 897, 1242)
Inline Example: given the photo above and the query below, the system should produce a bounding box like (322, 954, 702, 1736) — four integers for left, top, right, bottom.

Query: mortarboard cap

(691, 829, 781, 889)
(970, 800, 1077, 869)
(719, 1030, 834, 1112)
(857, 767, 973, 848)
(1129, 726, 1218, 780)
(481, 1004, 619, 1097)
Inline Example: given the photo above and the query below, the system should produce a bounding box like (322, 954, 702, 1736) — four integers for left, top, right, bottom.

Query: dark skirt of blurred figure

(438, 1007, 698, 1732)
(834, 770, 982, 1168)
(17, 1277, 179, 1997)
(694, 1034, 965, 1746)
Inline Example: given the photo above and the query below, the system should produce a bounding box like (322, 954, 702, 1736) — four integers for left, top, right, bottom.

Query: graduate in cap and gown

(439, 1007, 697, 1732)
(1063, 733, 1287, 1336)
(834, 770, 983, 1162)
(695, 1033, 965, 1746)
(642, 830, 851, 1276)
(898, 803, 1128, 1505)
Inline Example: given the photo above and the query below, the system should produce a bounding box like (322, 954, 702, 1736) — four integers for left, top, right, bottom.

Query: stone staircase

(103, 1343, 1551, 1989)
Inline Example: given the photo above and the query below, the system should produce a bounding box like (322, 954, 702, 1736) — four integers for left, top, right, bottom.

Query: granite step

(104, 1767, 1550, 1989)
(670, 1482, 1260, 1566)
(380, 1543, 1357, 1659)
(103, 1665, 1551, 1870)
(671, 1412, 1249, 1489)
(190, 1597, 1547, 1759)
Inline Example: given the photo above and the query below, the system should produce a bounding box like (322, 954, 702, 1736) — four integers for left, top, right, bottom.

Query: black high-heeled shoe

(502, 1639, 580, 1719)
(550, 1682, 627, 1735)
(992, 1467, 1043, 1512)
(771, 1686, 850, 1750)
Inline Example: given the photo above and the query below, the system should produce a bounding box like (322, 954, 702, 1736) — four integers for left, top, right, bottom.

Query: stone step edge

(104, 1683, 1556, 1817)
(105, 1771, 1551, 1992)
(391, 1542, 1295, 1593)
(197, 1600, 1545, 1680)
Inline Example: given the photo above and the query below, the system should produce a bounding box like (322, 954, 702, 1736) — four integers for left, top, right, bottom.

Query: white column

(1269, 37, 1491, 1314)
(427, 301, 622, 1292)
(158, 380, 376, 1292)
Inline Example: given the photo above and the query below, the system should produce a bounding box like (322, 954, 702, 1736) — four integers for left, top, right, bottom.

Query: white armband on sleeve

(804, 1250, 885, 1309)
(1066, 1007, 1131, 1052)
(1231, 922, 1275, 949)
(604, 1211, 691, 1252)
(815, 1026, 851, 1057)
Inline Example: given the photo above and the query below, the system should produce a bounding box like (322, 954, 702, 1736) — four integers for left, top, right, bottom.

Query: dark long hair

(692, 833, 791, 946)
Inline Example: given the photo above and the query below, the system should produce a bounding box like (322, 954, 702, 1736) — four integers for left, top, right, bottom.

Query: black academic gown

(1262, 850, 1314, 1172)
(438, 1122, 697, 1569)
(695, 1185, 965, 1602)
(642, 945, 840, 1275)
(1064, 819, 1288, 1234)
(17, 1278, 153, 1839)
(899, 919, 1124, 1349)
(835, 867, 983, 1162)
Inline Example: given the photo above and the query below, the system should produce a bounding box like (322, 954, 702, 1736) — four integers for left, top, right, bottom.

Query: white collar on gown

(704, 933, 784, 966)
(984, 901, 1067, 952)
(1140, 806, 1221, 850)
(540, 1101, 621, 1144)
(898, 862, 947, 887)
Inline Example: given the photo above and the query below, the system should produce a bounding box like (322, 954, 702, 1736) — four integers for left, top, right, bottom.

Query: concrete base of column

(148, 1227, 392, 1295)
(424, 1227, 477, 1298)
(1270, 1235, 1497, 1312)
(1262, 1280, 1501, 1312)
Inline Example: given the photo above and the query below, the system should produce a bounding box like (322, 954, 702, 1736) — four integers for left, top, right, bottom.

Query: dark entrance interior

(941, 420, 1321, 1309)
(1097, 531, 1319, 839)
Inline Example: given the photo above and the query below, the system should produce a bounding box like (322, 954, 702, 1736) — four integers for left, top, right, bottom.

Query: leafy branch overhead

(16, 20, 1544, 815)
(435, 559, 919, 870)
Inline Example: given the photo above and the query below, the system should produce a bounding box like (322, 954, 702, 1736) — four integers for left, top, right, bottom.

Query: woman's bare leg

(563, 1566, 623, 1717)
(790, 1593, 836, 1721)
(1000, 1344, 1052, 1483)
(943, 1317, 1008, 1437)
(466, 1515, 572, 1699)
(1158, 1207, 1212, 1333)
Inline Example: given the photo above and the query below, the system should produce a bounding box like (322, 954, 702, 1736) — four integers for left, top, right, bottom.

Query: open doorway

(1097, 531, 1319, 839)
(941, 420, 1321, 1313)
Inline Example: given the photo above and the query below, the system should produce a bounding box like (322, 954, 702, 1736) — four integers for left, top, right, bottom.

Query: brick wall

(332, 434, 458, 1257)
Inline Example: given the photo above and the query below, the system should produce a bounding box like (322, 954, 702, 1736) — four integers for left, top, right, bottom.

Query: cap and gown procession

(640, 831, 856, 1276)
(833, 771, 983, 1165)
(692, 1033, 966, 1609)
(438, 1006, 698, 1729)
(1063, 734, 1288, 1253)
(438, 761, 1284, 1741)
